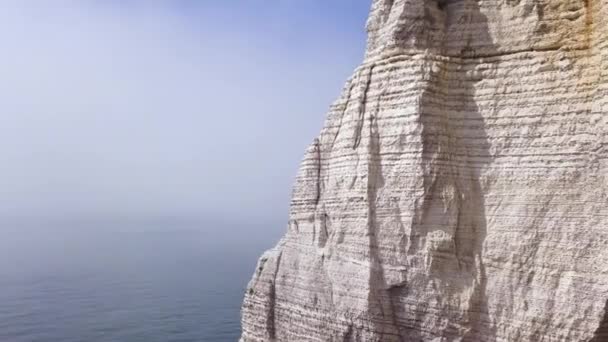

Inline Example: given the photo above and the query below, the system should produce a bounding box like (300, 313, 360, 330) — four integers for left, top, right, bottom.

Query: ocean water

(0, 227, 272, 342)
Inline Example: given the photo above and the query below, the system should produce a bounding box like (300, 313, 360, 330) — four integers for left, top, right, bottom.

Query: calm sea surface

(0, 228, 271, 342)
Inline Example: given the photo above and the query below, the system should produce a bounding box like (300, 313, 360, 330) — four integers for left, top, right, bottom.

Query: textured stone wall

(241, 0, 608, 341)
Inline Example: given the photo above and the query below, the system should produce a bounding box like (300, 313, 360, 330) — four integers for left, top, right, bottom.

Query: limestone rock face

(240, 0, 608, 341)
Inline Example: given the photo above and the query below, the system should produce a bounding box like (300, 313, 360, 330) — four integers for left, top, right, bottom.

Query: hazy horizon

(0, 1, 370, 232)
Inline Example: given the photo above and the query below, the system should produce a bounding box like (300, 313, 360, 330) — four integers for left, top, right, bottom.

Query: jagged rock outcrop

(240, 0, 608, 341)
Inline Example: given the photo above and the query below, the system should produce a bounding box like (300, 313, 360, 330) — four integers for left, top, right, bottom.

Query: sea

(0, 223, 277, 342)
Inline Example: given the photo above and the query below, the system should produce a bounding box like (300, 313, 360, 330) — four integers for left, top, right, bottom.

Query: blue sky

(0, 1, 371, 233)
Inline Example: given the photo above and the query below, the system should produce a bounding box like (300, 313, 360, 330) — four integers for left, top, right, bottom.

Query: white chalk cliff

(240, 0, 608, 341)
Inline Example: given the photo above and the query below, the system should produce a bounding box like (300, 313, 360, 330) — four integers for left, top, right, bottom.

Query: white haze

(0, 1, 367, 237)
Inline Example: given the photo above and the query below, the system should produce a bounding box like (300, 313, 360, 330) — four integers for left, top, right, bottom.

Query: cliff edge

(241, 0, 608, 341)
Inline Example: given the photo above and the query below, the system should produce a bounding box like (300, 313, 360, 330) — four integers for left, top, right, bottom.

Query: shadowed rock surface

(241, 0, 608, 341)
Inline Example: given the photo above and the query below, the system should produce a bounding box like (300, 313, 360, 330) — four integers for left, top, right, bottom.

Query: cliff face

(240, 0, 608, 341)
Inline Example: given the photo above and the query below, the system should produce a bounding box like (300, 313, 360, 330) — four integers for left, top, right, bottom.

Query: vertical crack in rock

(265, 250, 283, 340)
(354, 66, 376, 150)
(313, 138, 322, 207)
(333, 79, 357, 150)
(590, 299, 608, 341)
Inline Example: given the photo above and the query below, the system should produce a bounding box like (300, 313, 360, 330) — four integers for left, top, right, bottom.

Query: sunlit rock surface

(241, 0, 608, 341)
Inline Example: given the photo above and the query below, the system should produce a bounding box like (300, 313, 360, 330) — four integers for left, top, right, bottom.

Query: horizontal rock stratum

(240, 0, 608, 341)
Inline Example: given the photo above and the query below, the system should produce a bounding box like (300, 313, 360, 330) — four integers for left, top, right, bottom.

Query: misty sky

(0, 1, 370, 232)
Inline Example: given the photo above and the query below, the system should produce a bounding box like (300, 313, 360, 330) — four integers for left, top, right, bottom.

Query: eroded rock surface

(241, 0, 608, 341)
